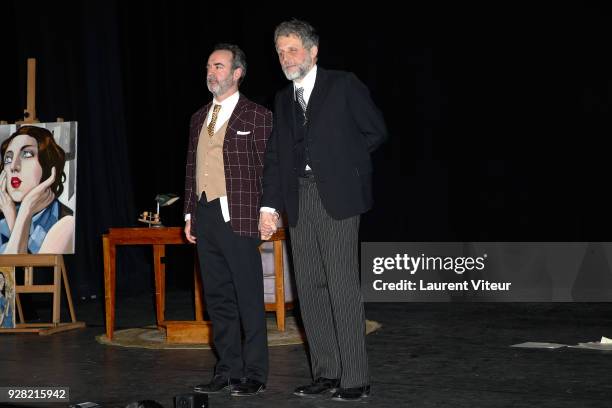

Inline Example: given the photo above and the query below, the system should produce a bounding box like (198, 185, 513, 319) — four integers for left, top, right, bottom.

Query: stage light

(69, 403, 101, 408)
(174, 393, 208, 408)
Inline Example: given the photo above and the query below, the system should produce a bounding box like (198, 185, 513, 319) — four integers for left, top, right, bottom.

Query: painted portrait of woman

(0, 125, 75, 254)
(0, 270, 15, 328)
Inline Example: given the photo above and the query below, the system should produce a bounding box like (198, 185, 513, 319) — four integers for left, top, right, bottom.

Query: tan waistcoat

(196, 119, 229, 201)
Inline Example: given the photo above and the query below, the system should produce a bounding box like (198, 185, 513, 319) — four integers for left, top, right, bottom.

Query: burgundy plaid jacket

(184, 94, 272, 237)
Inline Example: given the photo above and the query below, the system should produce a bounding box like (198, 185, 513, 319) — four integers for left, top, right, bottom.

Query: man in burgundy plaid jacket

(183, 43, 272, 397)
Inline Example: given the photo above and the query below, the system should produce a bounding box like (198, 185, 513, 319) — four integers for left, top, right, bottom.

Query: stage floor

(1, 291, 611, 407)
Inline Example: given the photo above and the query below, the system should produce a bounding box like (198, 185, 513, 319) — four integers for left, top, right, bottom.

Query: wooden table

(102, 226, 289, 343)
(102, 227, 203, 340)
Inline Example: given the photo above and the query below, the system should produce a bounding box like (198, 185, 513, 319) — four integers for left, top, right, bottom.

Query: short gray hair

(212, 43, 247, 84)
(274, 19, 319, 50)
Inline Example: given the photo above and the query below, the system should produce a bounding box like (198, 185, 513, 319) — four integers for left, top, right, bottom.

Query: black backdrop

(1, 2, 611, 298)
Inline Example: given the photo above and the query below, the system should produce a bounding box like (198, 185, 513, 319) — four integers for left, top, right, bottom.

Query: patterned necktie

(296, 87, 307, 124)
(207, 104, 221, 137)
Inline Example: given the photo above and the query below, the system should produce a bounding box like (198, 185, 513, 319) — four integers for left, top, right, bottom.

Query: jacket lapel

(304, 67, 330, 132)
(277, 84, 297, 143)
(227, 93, 249, 132)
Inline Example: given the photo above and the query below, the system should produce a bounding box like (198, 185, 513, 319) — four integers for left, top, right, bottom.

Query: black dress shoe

(193, 375, 240, 393)
(331, 385, 371, 401)
(230, 378, 266, 396)
(293, 377, 341, 397)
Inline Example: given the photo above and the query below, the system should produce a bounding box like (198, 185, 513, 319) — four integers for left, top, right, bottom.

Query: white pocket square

(237, 130, 251, 135)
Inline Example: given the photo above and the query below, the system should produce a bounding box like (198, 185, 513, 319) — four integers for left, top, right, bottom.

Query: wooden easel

(0, 255, 85, 334)
(18, 58, 40, 124)
(0, 58, 83, 334)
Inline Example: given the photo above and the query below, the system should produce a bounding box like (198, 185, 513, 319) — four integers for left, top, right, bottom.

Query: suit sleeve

(346, 73, 388, 152)
(261, 102, 284, 212)
(183, 114, 198, 220)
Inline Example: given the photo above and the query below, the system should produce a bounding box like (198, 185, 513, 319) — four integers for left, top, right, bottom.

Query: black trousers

(195, 195, 268, 383)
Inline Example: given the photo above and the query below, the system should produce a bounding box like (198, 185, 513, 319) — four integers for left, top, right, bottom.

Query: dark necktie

(296, 87, 307, 125)
(207, 104, 221, 137)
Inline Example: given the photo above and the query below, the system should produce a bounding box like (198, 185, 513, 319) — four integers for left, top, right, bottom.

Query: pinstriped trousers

(289, 176, 369, 388)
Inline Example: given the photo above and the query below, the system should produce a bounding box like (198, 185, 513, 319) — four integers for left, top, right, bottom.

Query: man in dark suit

(259, 20, 387, 402)
(184, 43, 271, 397)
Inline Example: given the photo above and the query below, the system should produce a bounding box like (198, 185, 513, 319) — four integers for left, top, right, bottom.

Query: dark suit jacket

(184, 94, 272, 237)
(262, 67, 387, 226)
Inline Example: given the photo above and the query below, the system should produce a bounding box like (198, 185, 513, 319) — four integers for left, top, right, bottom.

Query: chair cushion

(260, 241, 295, 302)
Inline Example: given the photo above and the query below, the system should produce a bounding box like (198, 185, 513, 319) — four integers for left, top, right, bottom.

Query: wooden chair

(260, 228, 294, 331)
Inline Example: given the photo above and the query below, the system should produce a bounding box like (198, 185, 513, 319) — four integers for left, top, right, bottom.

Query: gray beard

(282, 56, 312, 81)
(207, 77, 233, 97)
(283, 67, 305, 81)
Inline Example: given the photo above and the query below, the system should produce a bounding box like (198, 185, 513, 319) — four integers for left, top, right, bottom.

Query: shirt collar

(213, 90, 240, 110)
(293, 65, 317, 99)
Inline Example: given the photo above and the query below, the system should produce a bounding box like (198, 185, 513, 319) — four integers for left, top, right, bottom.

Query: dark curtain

(1, 2, 612, 298)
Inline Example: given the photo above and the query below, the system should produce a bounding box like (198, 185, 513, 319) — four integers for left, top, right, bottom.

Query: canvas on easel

(0, 123, 80, 333)
(0, 122, 77, 254)
(0, 58, 83, 335)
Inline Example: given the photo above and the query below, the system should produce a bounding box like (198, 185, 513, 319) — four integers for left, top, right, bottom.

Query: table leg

(103, 235, 116, 340)
(153, 244, 166, 327)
